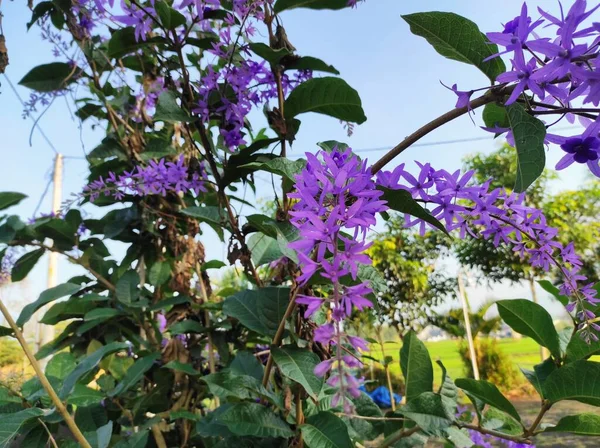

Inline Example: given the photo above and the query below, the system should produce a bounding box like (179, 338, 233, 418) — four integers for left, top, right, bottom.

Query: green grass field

(369, 337, 542, 386)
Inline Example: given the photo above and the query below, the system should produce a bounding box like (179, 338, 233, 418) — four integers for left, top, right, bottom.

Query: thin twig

(0, 295, 91, 448)
(377, 425, 421, 448)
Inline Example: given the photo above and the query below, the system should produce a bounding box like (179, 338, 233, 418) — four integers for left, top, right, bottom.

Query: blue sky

(0, 0, 587, 318)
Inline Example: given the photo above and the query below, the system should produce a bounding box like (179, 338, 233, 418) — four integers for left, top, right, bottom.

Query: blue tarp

(359, 385, 402, 408)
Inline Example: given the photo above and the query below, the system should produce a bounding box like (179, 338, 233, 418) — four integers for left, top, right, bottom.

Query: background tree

(368, 215, 456, 334)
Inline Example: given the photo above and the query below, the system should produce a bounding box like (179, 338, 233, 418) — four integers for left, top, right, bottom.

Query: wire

(2, 74, 59, 154)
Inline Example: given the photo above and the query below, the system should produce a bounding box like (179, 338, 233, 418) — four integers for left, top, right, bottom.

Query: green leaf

(537, 279, 569, 306)
(222, 287, 290, 336)
(155, 1, 186, 29)
(248, 233, 282, 266)
(343, 393, 384, 441)
(380, 187, 449, 235)
(496, 299, 561, 358)
(482, 103, 509, 132)
(0, 193, 27, 211)
(148, 261, 171, 286)
(201, 372, 258, 400)
(112, 431, 149, 448)
(17, 282, 81, 326)
(154, 91, 193, 123)
(284, 77, 366, 124)
(60, 342, 129, 399)
(400, 330, 433, 403)
(272, 346, 323, 399)
(274, 0, 350, 13)
(455, 378, 521, 421)
(545, 413, 600, 436)
(248, 43, 291, 65)
(0, 408, 45, 448)
(19, 62, 76, 92)
(163, 360, 201, 376)
(0, 326, 13, 338)
(401, 12, 505, 83)
(506, 103, 547, 192)
(169, 320, 206, 335)
(41, 296, 95, 325)
(46, 352, 77, 380)
(115, 270, 140, 306)
(107, 27, 163, 59)
(241, 157, 307, 183)
(109, 352, 160, 396)
(301, 412, 353, 448)
(543, 360, 600, 406)
(520, 358, 556, 398)
(11, 249, 45, 283)
(181, 206, 227, 226)
(285, 56, 340, 75)
(229, 351, 264, 381)
(437, 360, 458, 416)
(445, 427, 474, 448)
(218, 402, 294, 438)
(67, 384, 105, 407)
(401, 392, 452, 432)
(84, 308, 123, 321)
(566, 330, 600, 362)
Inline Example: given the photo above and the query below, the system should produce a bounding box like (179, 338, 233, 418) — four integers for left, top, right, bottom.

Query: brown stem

(371, 92, 498, 174)
(151, 424, 168, 448)
(377, 426, 421, 448)
(0, 296, 91, 448)
(524, 400, 552, 437)
(262, 287, 300, 387)
(458, 423, 533, 444)
(296, 389, 304, 448)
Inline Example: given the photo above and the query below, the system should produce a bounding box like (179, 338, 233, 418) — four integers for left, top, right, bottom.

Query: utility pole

(36, 153, 63, 368)
(457, 269, 480, 380)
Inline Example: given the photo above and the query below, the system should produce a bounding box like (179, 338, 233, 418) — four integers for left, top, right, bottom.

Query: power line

(2, 73, 59, 154)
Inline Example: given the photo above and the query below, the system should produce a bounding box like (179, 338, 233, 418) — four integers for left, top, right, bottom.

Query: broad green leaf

(248, 42, 291, 65)
(229, 351, 264, 381)
(163, 360, 201, 376)
(496, 299, 561, 358)
(437, 360, 458, 416)
(181, 206, 227, 226)
(272, 346, 323, 399)
(543, 360, 600, 406)
(400, 330, 433, 403)
(248, 233, 282, 266)
(148, 261, 171, 286)
(537, 280, 569, 306)
(84, 308, 123, 321)
(201, 372, 257, 400)
(115, 270, 140, 306)
(520, 357, 556, 398)
(107, 27, 164, 59)
(222, 287, 290, 336)
(301, 411, 353, 448)
(445, 427, 474, 448)
(0, 327, 12, 337)
(343, 393, 384, 441)
(566, 330, 600, 362)
(109, 352, 160, 396)
(17, 282, 81, 326)
(506, 103, 546, 192)
(401, 392, 452, 432)
(0, 192, 27, 211)
(286, 56, 340, 75)
(455, 378, 521, 421)
(545, 413, 600, 436)
(112, 430, 149, 448)
(11, 249, 45, 283)
(67, 384, 105, 407)
(482, 103, 509, 132)
(0, 408, 45, 448)
(19, 62, 76, 92)
(169, 320, 206, 335)
(20, 425, 49, 448)
(401, 12, 505, 82)
(155, 1, 186, 29)
(60, 342, 129, 399)
(481, 407, 522, 436)
(46, 352, 77, 380)
(284, 77, 366, 124)
(380, 187, 449, 235)
(41, 297, 95, 325)
(218, 402, 294, 438)
(154, 91, 193, 123)
(241, 157, 307, 183)
(274, 0, 349, 13)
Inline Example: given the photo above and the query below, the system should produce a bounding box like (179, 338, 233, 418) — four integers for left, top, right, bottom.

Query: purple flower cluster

(289, 148, 387, 409)
(0, 249, 16, 286)
(84, 155, 207, 201)
(377, 162, 600, 340)
(454, 1, 600, 178)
